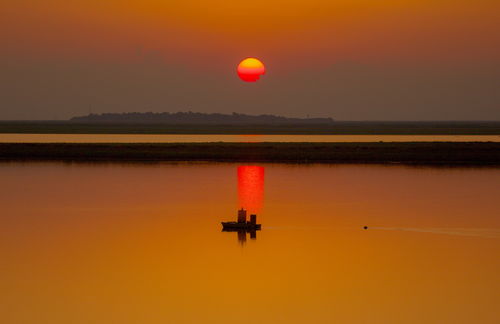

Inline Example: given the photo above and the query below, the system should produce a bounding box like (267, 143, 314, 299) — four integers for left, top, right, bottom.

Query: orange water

(0, 163, 499, 324)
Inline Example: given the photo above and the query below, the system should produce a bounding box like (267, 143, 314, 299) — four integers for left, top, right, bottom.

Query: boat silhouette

(221, 208, 261, 231)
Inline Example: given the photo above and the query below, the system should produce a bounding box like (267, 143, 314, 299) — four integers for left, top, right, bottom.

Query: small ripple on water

(370, 227, 500, 238)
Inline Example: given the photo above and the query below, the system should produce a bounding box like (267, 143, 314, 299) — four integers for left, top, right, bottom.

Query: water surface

(0, 162, 499, 324)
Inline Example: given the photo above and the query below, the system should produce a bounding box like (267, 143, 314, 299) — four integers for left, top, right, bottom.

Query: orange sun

(237, 58, 266, 82)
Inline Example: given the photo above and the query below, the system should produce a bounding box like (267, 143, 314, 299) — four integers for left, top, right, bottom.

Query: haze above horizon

(0, 1, 499, 120)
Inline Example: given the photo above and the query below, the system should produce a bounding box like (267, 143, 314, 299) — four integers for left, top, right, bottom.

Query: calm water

(0, 162, 499, 324)
(1, 134, 500, 143)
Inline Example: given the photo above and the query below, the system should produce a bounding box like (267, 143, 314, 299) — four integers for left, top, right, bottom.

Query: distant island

(1, 116, 499, 135)
(70, 112, 335, 124)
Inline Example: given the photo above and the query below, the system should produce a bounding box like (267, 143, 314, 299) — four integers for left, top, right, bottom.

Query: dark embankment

(1, 121, 500, 134)
(1, 143, 499, 165)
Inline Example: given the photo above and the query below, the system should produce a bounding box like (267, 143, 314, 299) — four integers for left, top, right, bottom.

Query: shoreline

(1, 142, 499, 165)
(1, 121, 500, 135)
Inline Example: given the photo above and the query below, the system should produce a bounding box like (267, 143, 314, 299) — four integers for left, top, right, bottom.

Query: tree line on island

(70, 112, 334, 124)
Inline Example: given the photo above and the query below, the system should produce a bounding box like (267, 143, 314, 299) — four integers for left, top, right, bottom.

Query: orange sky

(3, 0, 499, 65)
(0, 1, 499, 120)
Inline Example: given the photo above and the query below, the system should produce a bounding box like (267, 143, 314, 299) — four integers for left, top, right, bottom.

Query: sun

(237, 58, 266, 82)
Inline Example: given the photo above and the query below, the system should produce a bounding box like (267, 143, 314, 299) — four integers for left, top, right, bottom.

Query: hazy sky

(1, 0, 499, 120)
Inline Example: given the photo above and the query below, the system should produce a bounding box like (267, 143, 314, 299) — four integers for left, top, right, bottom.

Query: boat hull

(221, 222, 261, 230)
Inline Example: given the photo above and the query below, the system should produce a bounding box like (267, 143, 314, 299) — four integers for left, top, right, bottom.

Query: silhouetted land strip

(1, 143, 499, 165)
(71, 112, 335, 124)
(1, 121, 500, 135)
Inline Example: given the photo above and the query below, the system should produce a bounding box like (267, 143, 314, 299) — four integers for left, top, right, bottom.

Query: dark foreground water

(0, 162, 499, 324)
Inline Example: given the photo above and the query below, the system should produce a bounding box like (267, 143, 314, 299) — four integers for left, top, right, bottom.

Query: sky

(1, 0, 499, 120)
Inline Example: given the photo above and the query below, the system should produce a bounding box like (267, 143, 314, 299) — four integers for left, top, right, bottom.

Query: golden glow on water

(1, 134, 499, 143)
(238, 166, 264, 214)
(0, 163, 499, 323)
